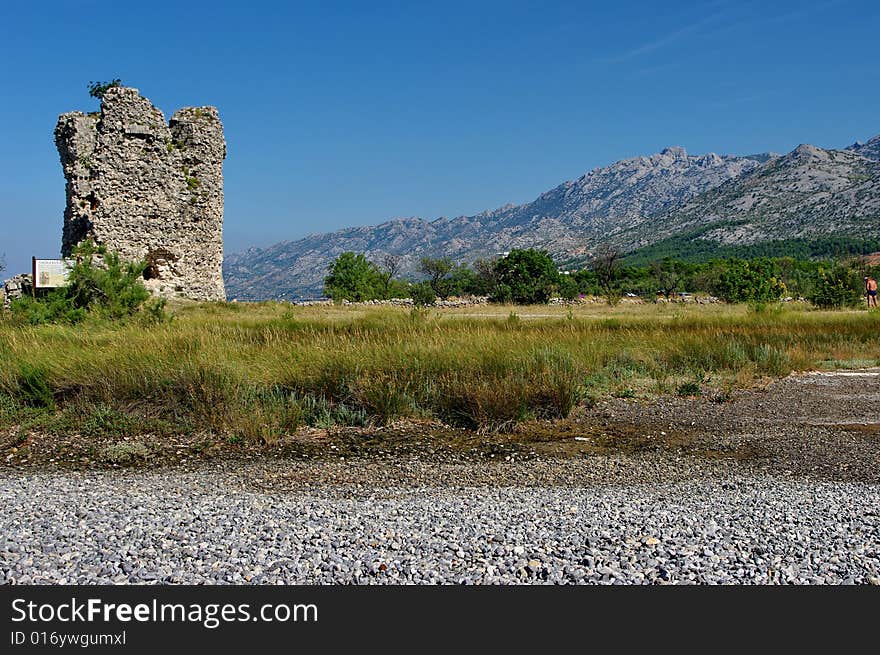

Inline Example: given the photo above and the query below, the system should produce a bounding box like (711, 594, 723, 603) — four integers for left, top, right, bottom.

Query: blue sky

(1, 0, 878, 274)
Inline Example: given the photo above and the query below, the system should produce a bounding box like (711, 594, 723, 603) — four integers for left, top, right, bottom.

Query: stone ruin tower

(54, 86, 226, 301)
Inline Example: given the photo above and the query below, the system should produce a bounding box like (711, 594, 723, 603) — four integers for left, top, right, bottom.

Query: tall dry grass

(1, 301, 878, 439)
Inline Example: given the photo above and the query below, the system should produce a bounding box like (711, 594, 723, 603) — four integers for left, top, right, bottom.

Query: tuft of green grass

(80, 404, 136, 438)
(100, 441, 153, 465)
(676, 381, 702, 397)
(752, 344, 791, 377)
(298, 395, 368, 429)
(15, 365, 55, 410)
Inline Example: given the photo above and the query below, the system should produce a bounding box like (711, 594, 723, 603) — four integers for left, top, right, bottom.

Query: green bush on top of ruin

(87, 79, 123, 100)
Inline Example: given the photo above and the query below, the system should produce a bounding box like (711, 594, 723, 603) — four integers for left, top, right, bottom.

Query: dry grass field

(1, 301, 878, 455)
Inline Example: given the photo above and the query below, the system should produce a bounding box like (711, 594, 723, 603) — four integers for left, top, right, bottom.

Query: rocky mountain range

(617, 141, 880, 257)
(224, 135, 879, 300)
(847, 134, 880, 161)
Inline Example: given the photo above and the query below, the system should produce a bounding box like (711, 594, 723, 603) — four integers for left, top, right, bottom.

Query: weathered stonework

(55, 87, 226, 301)
(2, 274, 33, 309)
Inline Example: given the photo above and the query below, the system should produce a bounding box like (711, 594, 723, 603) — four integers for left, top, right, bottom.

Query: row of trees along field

(324, 248, 880, 308)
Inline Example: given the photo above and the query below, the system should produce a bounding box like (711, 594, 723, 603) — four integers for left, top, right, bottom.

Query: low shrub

(100, 441, 153, 465)
(298, 395, 368, 429)
(409, 281, 436, 307)
(676, 381, 701, 397)
(8, 241, 165, 325)
(80, 403, 136, 438)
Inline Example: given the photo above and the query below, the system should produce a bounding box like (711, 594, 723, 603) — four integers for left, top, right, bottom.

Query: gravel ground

(583, 368, 880, 483)
(1, 461, 878, 585)
(2, 369, 878, 585)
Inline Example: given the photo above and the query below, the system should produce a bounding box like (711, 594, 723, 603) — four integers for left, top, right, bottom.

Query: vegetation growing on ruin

(87, 78, 123, 100)
(164, 138, 184, 153)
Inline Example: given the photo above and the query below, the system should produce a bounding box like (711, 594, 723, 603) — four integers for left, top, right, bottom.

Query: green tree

(323, 252, 383, 301)
(447, 265, 494, 296)
(409, 281, 437, 306)
(386, 278, 411, 299)
(590, 245, 623, 304)
(774, 256, 816, 299)
(419, 257, 456, 300)
(88, 79, 123, 100)
(557, 274, 580, 300)
(712, 259, 786, 303)
(471, 258, 499, 295)
(651, 258, 683, 299)
(492, 249, 559, 304)
(378, 254, 402, 299)
(807, 263, 863, 308)
(572, 268, 600, 295)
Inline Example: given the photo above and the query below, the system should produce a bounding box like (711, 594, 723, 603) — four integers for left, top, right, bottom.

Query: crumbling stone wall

(55, 87, 226, 301)
(2, 274, 33, 309)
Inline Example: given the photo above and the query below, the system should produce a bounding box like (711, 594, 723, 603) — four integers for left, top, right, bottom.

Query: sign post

(32, 257, 74, 293)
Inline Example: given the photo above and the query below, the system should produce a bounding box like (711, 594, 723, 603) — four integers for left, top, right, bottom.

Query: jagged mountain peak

(846, 134, 880, 161)
(628, 140, 880, 252)
(785, 143, 828, 161)
(657, 145, 688, 161)
(777, 142, 873, 170)
(661, 145, 686, 155)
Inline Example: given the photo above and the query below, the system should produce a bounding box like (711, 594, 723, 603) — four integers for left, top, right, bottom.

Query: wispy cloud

(629, 61, 684, 79)
(599, 2, 731, 63)
(597, 0, 851, 66)
(701, 0, 852, 40)
(760, 0, 850, 26)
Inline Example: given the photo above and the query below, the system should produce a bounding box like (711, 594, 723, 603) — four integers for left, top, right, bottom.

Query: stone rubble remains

(54, 86, 226, 301)
(1, 274, 33, 309)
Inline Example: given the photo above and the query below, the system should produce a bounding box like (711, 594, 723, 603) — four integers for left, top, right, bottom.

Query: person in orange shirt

(866, 276, 878, 308)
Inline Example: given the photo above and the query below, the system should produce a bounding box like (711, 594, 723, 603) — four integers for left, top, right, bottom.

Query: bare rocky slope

(616, 143, 880, 254)
(847, 134, 880, 161)
(224, 135, 879, 300)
